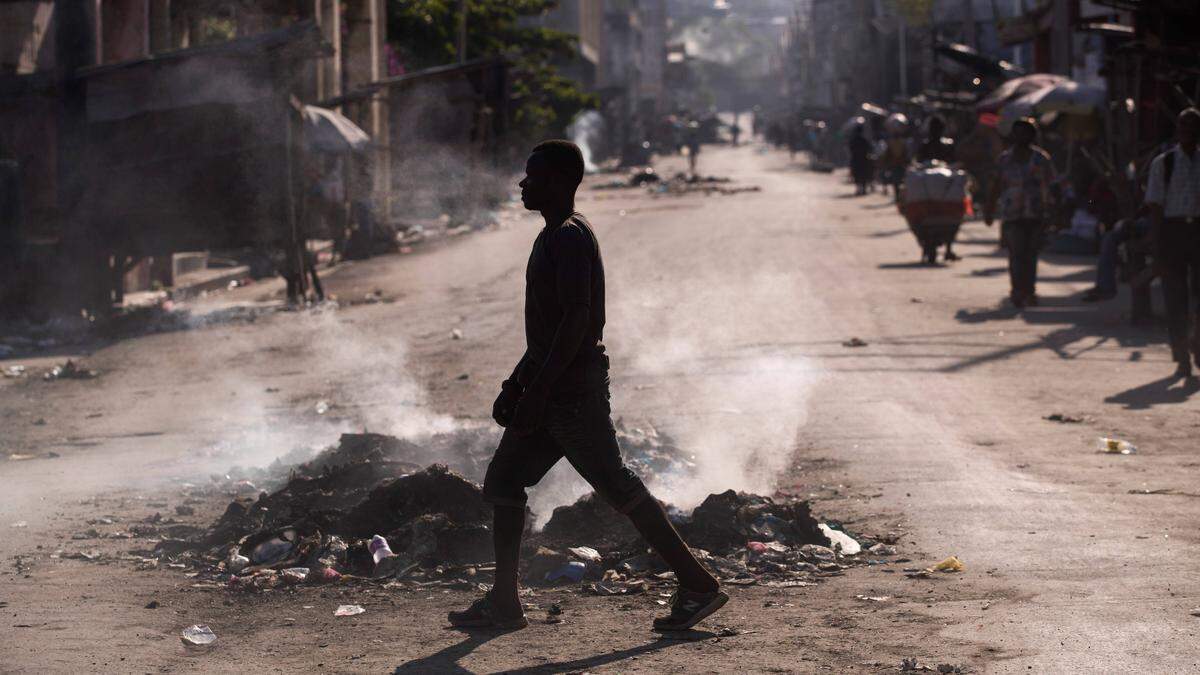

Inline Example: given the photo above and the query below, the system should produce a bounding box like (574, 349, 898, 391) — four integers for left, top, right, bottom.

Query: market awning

(301, 105, 371, 154)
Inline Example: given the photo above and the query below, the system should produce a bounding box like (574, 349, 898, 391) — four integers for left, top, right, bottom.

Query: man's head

(1178, 108, 1200, 148)
(520, 140, 585, 212)
(1011, 117, 1037, 147)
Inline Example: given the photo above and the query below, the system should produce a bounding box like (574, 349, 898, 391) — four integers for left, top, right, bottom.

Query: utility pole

(457, 0, 468, 63)
(898, 16, 907, 98)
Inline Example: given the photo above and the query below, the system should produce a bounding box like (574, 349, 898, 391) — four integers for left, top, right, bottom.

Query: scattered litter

(180, 625, 217, 647)
(2, 365, 26, 378)
(901, 660, 965, 673)
(855, 594, 891, 602)
(931, 556, 964, 573)
(818, 524, 861, 555)
(42, 360, 98, 381)
(450, 329, 464, 340)
(545, 561, 587, 583)
(11, 521, 27, 528)
(225, 549, 250, 574)
(1097, 438, 1136, 455)
(1190, 608, 1200, 617)
(841, 337, 868, 348)
(567, 546, 602, 564)
(145, 600, 159, 609)
(334, 604, 365, 617)
(868, 543, 897, 556)
(1043, 413, 1084, 424)
(314, 400, 330, 415)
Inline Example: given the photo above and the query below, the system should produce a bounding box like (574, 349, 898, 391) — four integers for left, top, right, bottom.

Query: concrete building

(0, 1, 389, 313)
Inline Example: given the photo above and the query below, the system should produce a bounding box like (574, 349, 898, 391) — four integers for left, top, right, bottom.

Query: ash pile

(146, 425, 886, 594)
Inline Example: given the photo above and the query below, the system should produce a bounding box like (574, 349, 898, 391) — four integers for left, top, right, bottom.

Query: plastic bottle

(1097, 438, 1137, 455)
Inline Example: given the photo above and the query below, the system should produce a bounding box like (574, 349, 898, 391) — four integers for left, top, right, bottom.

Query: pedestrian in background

(849, 125, 873, 196)
(985, 118, 1054, 308)
(1146, 108, 1200, 378)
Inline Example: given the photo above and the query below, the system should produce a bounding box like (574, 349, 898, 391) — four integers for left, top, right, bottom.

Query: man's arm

(1145, 155, 1166, 261)
(984, 164, 1003, 225)
(524, 307, 589, 397)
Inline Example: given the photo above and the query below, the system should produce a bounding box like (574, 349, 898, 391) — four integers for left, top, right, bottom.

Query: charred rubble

(130, 425, 887, 594)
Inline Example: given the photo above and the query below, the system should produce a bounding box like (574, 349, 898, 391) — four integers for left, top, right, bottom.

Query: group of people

(850, 107, 1200, 378)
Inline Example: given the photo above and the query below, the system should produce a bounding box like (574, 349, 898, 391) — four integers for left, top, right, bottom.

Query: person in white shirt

(1146, 108, 1200, 378)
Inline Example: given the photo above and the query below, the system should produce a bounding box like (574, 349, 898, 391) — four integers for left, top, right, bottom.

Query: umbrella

(1024, 80, 1106, 116)
(301, 105, 371, 154)
(996, 80, 1105, 134)
(935, 42, 1024, 80)
(976, 73, 1068, 113)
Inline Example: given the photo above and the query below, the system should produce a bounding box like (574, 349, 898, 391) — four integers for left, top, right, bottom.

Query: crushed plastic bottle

(368, 534, 402, 578)
(1097, 438, 1137, 455)
(180, 624, 217, 647)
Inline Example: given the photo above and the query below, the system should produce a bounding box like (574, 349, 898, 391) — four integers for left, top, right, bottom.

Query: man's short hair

(1011, 116, 1038, 135)
(1179, 107, 1200, 124)
(532, 140, 585, 187)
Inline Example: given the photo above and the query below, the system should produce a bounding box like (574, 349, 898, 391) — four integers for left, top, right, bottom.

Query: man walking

(449, 140, 727, 631)
(985, 118, 1054, 308)
(1146, 108, 1200, 378)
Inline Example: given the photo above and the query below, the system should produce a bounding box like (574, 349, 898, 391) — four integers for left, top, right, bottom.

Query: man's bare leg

(627, 498, 719, 592)
(490, 505, 525, 615)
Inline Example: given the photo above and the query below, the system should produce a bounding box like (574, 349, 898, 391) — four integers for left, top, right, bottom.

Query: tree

(387, 0, 597, 141)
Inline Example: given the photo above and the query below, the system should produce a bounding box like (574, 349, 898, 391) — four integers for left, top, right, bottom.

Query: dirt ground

(2, 144, 1199, 674)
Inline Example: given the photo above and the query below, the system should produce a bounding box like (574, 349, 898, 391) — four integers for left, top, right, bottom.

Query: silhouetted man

(449, 140, 726, 631)
(1146, 108, 1200, 378)
(985, 118, 1054, 308)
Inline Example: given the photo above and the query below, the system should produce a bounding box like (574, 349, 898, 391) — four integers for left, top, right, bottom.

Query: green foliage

(387, 0, 597, 139)
(890, 0, 934, 27)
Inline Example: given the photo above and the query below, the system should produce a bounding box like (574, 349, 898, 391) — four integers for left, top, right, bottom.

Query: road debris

(1043, 413, 1084, 424)
(180, 624, 217, 647)
(3, 365, 26, 378)
(1097, 438, 1137, 455)
(841, 337, 868, 348)
(42, 360, 98, 381)
(334, 604, 365, 617)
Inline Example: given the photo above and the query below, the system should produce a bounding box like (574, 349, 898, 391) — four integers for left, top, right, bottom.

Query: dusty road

(2, 143, 1199, 673)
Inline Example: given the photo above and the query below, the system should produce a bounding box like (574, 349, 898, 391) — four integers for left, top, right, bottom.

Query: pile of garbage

(591, 167, 761, 197)
(133, 426, 883, 594)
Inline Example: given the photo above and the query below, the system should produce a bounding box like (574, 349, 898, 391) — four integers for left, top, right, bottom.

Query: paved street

(2, 143, 1198, 673)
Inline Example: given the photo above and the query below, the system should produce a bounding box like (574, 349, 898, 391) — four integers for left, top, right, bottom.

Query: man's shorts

(482, 391, 651, 514)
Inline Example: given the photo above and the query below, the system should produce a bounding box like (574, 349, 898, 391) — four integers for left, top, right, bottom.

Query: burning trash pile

(133, 424, 884, 595)
(592, 167, 761, 197)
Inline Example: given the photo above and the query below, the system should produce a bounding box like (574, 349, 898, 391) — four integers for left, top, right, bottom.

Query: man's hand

(508, 387, 548, 436)
(492, 385, 522, 428)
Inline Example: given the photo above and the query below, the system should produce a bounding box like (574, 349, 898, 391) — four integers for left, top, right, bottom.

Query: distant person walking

(685, 121, 702, 176)
(985, 118, 1054, 308)
(849, 125, 872, 196)
(1146, 108, 1200, 378)
(449, 140, 726, 632)
(916, 115, 960, 261)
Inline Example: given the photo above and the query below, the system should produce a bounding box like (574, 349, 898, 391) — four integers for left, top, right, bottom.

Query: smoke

(609, 269, 821, 509)
(567, 110, 607, 172)
(178, 304, 457, 477)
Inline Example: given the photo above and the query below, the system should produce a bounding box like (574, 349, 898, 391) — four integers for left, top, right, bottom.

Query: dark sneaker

(1174, 361, 1193, 379)
(652, 588, 729, 632)
(944, 250, 960, 262)
(448, 592, 528, 630)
